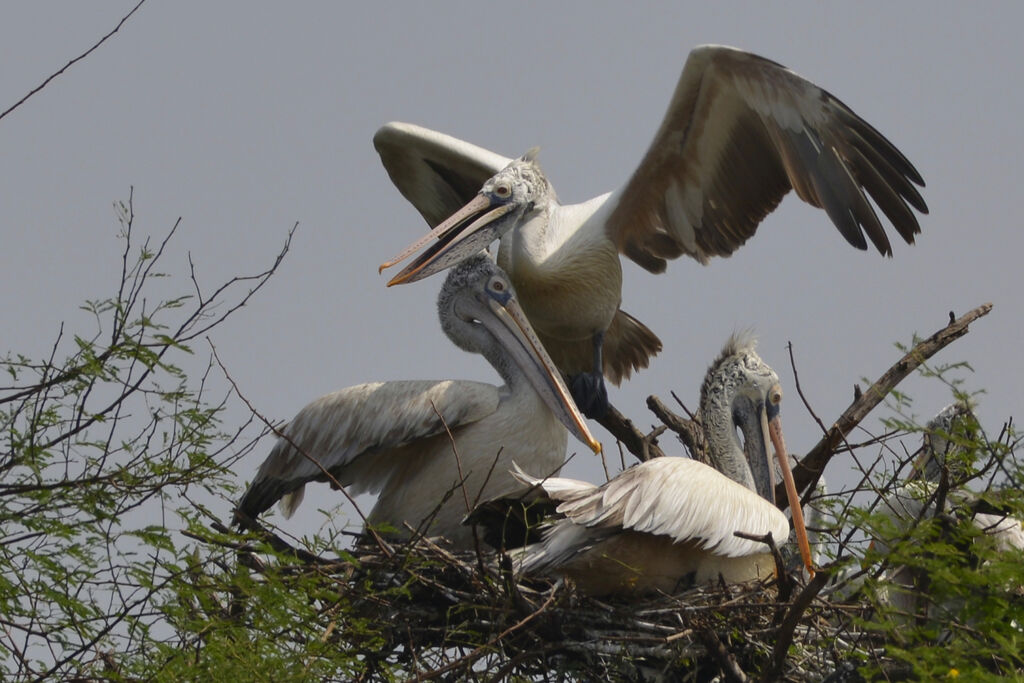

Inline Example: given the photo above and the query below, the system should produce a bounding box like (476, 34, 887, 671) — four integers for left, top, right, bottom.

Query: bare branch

(776, 303, 993, 508)
(597, 402, 667, 462)
(768, 569, 831, 680)
(0, 0, 147, 123)
(647, 394, 706, 460)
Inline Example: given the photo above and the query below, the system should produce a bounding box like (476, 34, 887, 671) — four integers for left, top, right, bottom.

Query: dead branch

(597, 402, 667, 461)
(768, 569, 831, 680)
(700, 629, 748, 683)
(776, 303, 992, 508)
(647, 394, 707, 461)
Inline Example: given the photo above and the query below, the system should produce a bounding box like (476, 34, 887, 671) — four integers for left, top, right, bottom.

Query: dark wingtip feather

(833, 97, 927, 188)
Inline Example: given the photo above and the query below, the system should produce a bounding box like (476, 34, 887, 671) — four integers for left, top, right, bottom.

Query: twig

(734, 530, 792, 602)
(776, 303, 992, 508)
(767, 569, 831, 680)
(0, 0, 147, 123)
(700, 629, 748, 683)
(597, 403, 667, 462)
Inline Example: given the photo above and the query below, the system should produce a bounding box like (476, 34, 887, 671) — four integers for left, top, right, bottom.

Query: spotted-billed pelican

(885, 403, 1023, 552)
(376, 45, 927, 418)
(877, 403, 1024, 615)
(237, 255, 601, 548)
(511, 335, 813, 595)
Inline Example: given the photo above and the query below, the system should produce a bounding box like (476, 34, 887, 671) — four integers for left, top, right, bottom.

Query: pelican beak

(380, 193, 516, 286)
(747, 406, 777, 503)
(482, 290, 602, 456)
(769, 416, 815, 576)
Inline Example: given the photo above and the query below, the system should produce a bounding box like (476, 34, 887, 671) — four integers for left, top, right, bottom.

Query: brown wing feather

(602, 309, 662, 385)
(535, 309, 661, 385)
(605, 45, 927, 272)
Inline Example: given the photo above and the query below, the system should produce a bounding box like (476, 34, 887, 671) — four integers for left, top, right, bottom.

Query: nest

(206, 305, 1008, 681)
(219, 522, 887, 682)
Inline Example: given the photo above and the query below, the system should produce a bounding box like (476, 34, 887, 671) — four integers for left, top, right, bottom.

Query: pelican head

(911, 401, 977, 483)
(381, 150, 551, 286)
(701, 334, 813, 573)
(700, 335, 784, 502)
(438, 254, 601, 454)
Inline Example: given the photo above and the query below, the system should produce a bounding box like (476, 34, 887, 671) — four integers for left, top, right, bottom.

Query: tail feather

(534, 309, 661, 385)
(602, 309, 662, 385)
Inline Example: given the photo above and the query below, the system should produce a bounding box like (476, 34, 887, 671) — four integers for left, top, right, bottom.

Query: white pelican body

(237, 256, 600, 548)
(514, 458, 790, 594)
(377, 45, 928, 416)
(513, 335, 812, 594)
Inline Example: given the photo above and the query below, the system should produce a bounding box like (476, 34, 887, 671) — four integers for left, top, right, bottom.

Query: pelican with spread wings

(377, 45, 927, 418)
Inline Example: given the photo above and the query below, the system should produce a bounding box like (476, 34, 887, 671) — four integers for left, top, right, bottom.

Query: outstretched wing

(237, 379, 499, 519)
(605, 44, 928, 273)
(374, 122, 512, 228)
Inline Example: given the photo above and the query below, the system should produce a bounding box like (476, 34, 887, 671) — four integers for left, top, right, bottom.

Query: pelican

(511, 335, 813, 595)
(376, 45, 927, 418)
(236, 255, 601, 548)
(875, 403, 1024, 618)
(885, 402, 1023, 552)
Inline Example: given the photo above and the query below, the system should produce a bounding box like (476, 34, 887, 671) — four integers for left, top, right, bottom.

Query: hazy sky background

(2, 3, 1021, 538)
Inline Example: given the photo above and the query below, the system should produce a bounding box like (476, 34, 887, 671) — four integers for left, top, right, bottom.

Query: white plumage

(237, 256, 600, 548)
(876, 403, 1024, 617)
(377, 45, 927, 416)
(511, 335, 810, 594)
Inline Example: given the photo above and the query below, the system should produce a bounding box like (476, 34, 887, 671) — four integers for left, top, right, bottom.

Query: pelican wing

(374, 122, 512, 227)
(238, 379, 499, 519)
(511, 462, 596, 501)
(605, 44, 928, 273)
(973, 513, 1024, 553)
(536, 458, 791, 559)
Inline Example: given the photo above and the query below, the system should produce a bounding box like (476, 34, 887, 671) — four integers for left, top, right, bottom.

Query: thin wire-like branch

(0, 0, 147, 123)
(207, 341, 396, 557)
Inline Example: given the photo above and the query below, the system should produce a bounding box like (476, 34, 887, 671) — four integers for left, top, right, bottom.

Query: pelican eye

(494, 183, 511, 199)
(486, 275, 514, 304)
(765, 385, 783, 420)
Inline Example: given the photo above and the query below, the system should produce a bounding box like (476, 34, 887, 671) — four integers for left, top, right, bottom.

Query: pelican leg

(569, 331, 609, 420)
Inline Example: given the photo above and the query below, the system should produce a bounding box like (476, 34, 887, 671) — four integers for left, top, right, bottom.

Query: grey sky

(2, 3, 1021, 536)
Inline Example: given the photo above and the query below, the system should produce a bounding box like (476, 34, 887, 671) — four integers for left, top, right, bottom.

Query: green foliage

(825, 380, 1024, 680)
(0, 196, 296, 679)
(1, 198, 1021, 681)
